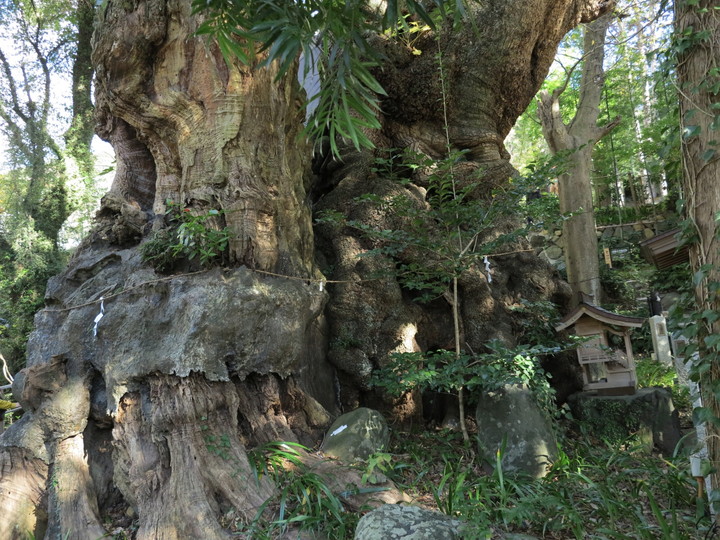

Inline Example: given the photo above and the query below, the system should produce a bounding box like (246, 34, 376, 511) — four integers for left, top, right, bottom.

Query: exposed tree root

(0, 446, 48, 539)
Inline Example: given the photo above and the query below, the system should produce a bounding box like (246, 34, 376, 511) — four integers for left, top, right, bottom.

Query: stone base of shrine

(568, 387, 682, 454)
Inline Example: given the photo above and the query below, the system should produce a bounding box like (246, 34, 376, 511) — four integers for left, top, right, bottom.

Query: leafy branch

(192, 0, 467, 156)
(141, 202, 232, 272)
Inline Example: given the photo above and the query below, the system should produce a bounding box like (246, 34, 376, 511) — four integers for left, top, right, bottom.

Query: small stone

(321, 408, 389, 463)
(529, 235, 545, 248)
(354, 505, 465, 540)
(543, 246, 563, 260)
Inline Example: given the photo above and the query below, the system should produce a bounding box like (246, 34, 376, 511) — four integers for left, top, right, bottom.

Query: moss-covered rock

(321, 407, 389, 463)
(475, 384, 557, 479)
(354, 504, 464, 540)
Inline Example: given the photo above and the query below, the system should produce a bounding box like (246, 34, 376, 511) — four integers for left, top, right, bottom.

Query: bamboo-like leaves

(192, 0, 466, 156)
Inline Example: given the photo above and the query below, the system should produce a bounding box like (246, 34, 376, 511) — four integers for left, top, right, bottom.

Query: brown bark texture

(675, 0, 720, 508)
(316, 0, 610, 410)
(537, 11, 619, 305)
(0, 0, 611, 537)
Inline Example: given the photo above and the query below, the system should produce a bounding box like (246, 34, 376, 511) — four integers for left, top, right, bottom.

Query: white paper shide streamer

(483, 256, 492, 284)
(93, 297, 105, 338)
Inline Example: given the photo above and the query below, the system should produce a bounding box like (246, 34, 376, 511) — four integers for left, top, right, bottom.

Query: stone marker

(476, 384, 557, 479)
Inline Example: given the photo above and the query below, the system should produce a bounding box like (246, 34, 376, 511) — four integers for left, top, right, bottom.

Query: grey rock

(528, 235, 546, 248)
(568, 387, 682, 454)
(543, 245, 563, 261)
(476, 385, 557, 479)
(321, 407, 389, 463)
(354, 504, 464, 540)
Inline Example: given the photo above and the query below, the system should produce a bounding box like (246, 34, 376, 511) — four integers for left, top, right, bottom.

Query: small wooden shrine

(555, 302, 645, 396)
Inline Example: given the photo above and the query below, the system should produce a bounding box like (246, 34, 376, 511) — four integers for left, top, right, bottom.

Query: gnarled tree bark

(1, 0, 612, 537)
(317, 1, 612, 411)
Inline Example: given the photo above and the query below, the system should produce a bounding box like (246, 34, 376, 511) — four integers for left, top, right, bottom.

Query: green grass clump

(229, 441, 359, 539)
(217, 406, 707, 539)
(381, 429, 712, 539)
(635, 356, 691, 411)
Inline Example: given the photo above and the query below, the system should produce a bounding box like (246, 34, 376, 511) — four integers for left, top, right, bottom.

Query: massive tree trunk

(317, 1, 610, 410)
(537, 12, 619, 306)
(2, 1, 333, 538)
(675, 0, 720, 513)
(1, 0, 610, 537)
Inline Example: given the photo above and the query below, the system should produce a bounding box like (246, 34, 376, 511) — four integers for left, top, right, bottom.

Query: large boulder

(475, 385, 557, 479)
(567, 387, 682, 454)
(354, 504, 464, 540)
(321, 407, 389, 463)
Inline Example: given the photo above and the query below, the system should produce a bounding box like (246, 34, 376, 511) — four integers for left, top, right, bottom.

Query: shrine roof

(554, 302, 645, 332)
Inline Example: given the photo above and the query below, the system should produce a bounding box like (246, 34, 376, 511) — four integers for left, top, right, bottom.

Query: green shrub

(141, 202, 232, 272)
(240, 441, 358, 538)
(0, 221, 66, 373)
(635, 356, 691, 411)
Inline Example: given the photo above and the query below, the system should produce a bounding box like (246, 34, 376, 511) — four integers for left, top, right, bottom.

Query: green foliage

(510, 5, 680, 220)
(575, 397, 652, 445)
(319, 148, 562, 303)
(384, 429, 709, 539)
(193, 0, 466, 156)
(599, 246, 653, 312)
(323, 147, 571, 439)
(595, 204, 657, 226)
(141, 202, 232, 273)
(0, 217, 65, 372)
(509, 298, 563, 346)
(650, 261, 693, 295)
(241, 441, 358, 538)
(0, 0, 99, 374)
(371, 341, 560, 419)
(361, 451, 407, 484)
(635, 356, 691, 411)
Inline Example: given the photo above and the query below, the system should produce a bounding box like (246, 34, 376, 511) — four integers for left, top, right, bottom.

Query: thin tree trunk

(538, 12, 620, 305)
(451, 276, 469, 442)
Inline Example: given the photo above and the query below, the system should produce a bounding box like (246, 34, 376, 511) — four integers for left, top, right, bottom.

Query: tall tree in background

(675, 0, 720, 508)
(64, 0, 95, 181)
(511, 0, 678, 209)
(538, 12, 620, 305)
(592, 3, 677, 215)
(0, 0, 95, 372)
